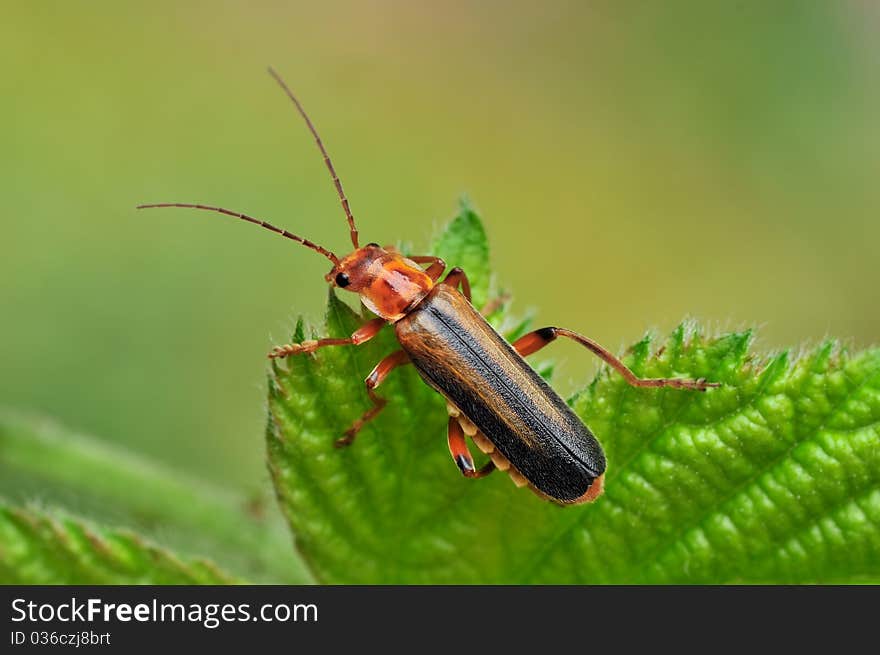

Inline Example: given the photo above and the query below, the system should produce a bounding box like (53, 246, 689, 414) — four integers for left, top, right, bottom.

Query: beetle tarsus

(668, 377, 722, 391)
(268, 342, 312, 359)
(268, 319, 387, 360)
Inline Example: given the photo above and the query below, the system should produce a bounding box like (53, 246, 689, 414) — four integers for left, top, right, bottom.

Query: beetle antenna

(136, 203, 340, 265)
(267, 67, 360, 250)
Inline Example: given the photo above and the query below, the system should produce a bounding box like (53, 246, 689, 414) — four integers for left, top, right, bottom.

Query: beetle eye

(366, 242, 380, 248)
(335, 272, 350, 288)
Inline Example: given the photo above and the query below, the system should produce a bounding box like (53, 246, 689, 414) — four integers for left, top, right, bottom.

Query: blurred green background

(2, 0, 877, 498)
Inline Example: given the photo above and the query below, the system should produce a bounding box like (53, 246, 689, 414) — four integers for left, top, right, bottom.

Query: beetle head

(324, 243, 383, 291)
(326, 244, 433, 321)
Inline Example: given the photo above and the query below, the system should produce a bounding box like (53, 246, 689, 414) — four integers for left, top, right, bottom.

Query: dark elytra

(396, 285, 606, 502)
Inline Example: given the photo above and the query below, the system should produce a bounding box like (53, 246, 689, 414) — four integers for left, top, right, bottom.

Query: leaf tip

(292, 317, 306, 342)
(446, 196, 486, 238)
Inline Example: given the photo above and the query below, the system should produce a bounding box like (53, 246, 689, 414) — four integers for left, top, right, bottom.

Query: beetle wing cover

(396, 285, 605, 502)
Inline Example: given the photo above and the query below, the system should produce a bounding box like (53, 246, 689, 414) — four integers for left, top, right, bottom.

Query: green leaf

(0, 411, 311, 583)
(267, 202, 880, 583)
(0, 502, 237, 584)
(430, 196, 492, 309)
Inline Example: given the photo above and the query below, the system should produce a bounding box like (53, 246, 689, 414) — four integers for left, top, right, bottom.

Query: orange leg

(479, 292, 510, 317)
(269, 317, 386, 359)
(408, 255, 446, 282)
(336, 349, 411, 447)
(447, 417, 496, 478)
(512, 327, 721, 391)
(442, 267, 472, 302)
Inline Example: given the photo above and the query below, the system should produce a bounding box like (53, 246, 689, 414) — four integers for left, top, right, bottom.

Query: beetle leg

(335, 349, 411, 447)
(512, 327, 722, 391)
(269, 317, 385, 359)
(479, 292, 511, 317)
(447, 417, 496, 478)
(408, 255, 446, 281)
(442, 267, 472, 302)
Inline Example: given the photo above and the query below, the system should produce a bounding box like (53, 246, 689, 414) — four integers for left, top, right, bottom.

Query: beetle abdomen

(395, 285, 606, 503)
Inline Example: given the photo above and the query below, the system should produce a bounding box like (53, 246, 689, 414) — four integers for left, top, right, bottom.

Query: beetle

(139, 68, 720, 505)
